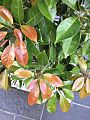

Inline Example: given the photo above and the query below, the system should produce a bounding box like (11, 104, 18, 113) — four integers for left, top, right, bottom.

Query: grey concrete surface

(0, 89, 90, 120)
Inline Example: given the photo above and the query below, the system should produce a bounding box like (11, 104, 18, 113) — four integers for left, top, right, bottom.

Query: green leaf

(56, 63, 64, 74)
(63, 88, 74, 100)
(82, 39, 90, 55)
(0, 0, 3, 5)
(11, 0, 24, 23)
(26, 5, 43, 26)
(37, 50, 48, 66)
(44, 0, 58, 8)
(49, 45, 56, 62)
(3, 0, 12, 10)
(55, 17, 80, 43)
(71, 66, 80, 75)
(62, 0, 77, 10)
(0, 16, 13, 29)
(62, 32, 80, 58)
(47, 94, 57, 113)
(60, 93, 70, 112)
(38, 0, 56, 22)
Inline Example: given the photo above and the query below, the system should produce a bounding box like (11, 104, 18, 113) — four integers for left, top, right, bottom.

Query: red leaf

(15, 40, 28, 66)
(14, 29, 22, 42)
(44, 73, 63, 87)
(1, 44, 15, 68)
(21, 25, 37, 42)
(0, 31, 7, 41)
(0, 39, 8, 47)
(28, 80, 39, 105)
(0, 6, 13, 24)
(40, 79, 52, 100)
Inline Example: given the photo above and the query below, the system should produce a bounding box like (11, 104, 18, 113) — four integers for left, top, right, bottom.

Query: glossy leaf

(0, 31, 7, 41)
(78, 57, 87, 73)
(47, 94, 57, 113)
(55, 17, 80, 43)
(26, 5, 43, 26)
(38, 0, 56, 22)
(28, 80, 39, 105)
(1, 44, 15, 68)
(15, 40, 28, 66)
(62, 32, 80, 58)
(40, 79, 52, 100)
(14, 68, 34, 79)
(11, 0, 24, 23)
(14, 29, 22, 42)
(0, 6, 13, 24)
(72, 77, 84, 91)
(21, 25, 37, 42)
(63, 88, 74, 100)
(86, 78, 90, 93)
(60, 93, 70, 112)
(79, 85, 88, 99)
(44, 0, 58, 8)
(1, 70, 10, 90)
(44, 73, 63, 87)
(0, 39, 8, 47)
(62, 0, 77, 10)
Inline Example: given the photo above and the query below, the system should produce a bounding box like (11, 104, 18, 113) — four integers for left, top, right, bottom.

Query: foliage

(0, 0, 90, 113)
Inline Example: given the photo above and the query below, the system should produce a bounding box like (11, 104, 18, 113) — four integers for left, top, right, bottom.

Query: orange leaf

(1, 44, 15, 68)
(14, 29, 22, 42)
(79, 85, 88, 99)
(28, 80, 39, 105)
(14, 68, 34, 79)
(86, 78, 90, 93)
(15, 40, 28, 66)
(21, 25, 37, 42)
(0, 31, 7, 41)
(44, 73, 63, 87)
(40, 79, 52, 100)
(0, 39, 8, 47)
(0, 6, 13, 24)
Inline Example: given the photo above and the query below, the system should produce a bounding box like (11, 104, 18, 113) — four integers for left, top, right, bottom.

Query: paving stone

(42, 93, 90, 120)
(0, 89, 43, 120)
(15, 115, 33, 120)
(0, 110, 14, 120)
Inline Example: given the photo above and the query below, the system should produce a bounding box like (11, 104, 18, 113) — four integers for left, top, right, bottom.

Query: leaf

(11, 0, 24, 23)
(38, 0, 56, 22)
(0, 16, 13, 28)
(47, 94, 57, 113)
(0, 39, 8, 47)
(1, 44, 15, 68)
(79, 85, 88, 99)
(86, 78, 90, 94)
(63, 88, 74, 100)
(62, 32, 80, 58)
(82, 39, 90, 55)
(78, 57, 87, 73)
(21, 25, 37, 42)
(37, 50, 48, 66)
(44, 0, 58, 8)
(0, 31, 7, 41)
(40, 79, 52, 100)
(26, 5, 43, 26)
(3, 0, 12, 10)
(72, 77, 84, 91)
(14, 68, 34, 79)
(0, 6, 13, 24)
(15, 40, 28, 66)
(49, 45, 56, 62)
(1, 70, 10, 90)
(44, 73, 63, 87)
(62, 0, 77, 10)
(28, 80, 39, 105)
(55, 17, 80, 43)
(14, 29, 22, 42)
(0, 24, 3, 28)
(60, 93, 70, 112)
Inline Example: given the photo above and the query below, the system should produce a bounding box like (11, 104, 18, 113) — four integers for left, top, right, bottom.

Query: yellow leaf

(86, 78, 90, 93)
(72, 77, 84, 91)
(79, 85, 88, 99)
